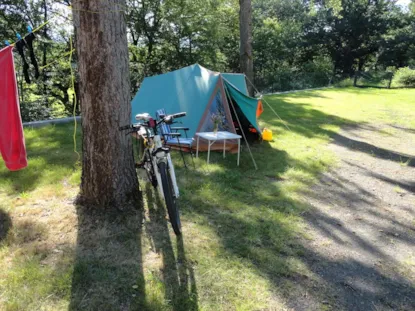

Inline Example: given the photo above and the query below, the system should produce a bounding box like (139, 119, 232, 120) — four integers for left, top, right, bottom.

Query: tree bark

(73, 0, 140, 208)
(239, 0, 254, 96)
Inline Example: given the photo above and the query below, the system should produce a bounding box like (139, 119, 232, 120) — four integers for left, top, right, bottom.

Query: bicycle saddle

(135, 113, 151, 121)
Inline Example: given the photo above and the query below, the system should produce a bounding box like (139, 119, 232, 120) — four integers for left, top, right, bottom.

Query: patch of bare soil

(292, 123, 415, 310)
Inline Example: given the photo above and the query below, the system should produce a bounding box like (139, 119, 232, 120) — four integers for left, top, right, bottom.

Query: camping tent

(131, 64, 263, 151)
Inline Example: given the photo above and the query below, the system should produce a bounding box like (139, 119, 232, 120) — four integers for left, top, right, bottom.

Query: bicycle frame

(150, 133, 180, 199)
(133, 119, 180, 199)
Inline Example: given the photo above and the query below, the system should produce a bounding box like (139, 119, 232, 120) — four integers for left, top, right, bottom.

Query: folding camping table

(195, 131, 242, 166)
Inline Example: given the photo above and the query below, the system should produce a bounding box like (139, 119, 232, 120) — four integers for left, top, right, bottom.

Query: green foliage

(393, 67, 415, 87)
(20, 99, 51, 122)
(1, 0, 415, 120)
(334, 78, 354, 88)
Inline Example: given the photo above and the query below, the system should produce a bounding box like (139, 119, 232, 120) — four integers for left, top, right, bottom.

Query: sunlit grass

(0, 87, 414, 310)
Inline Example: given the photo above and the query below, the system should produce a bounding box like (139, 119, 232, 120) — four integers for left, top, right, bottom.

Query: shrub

(335, 78, 354, 88)
(393, 67, 415, 87)
(20, 100, 52, 122)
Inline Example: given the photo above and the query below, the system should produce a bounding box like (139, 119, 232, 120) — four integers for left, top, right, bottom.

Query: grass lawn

(0, 87, 414, 310)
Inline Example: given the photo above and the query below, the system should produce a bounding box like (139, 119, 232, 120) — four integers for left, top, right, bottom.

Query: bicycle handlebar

(171, 112, 186, 119)
(119, 112, 187, 131)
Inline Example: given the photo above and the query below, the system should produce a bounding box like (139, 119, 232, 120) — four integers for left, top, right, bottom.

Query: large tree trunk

(73, 0, 140, 208)
(239, 0, 254, 96)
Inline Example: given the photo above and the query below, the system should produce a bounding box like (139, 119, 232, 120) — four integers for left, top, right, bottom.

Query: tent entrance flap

(223, 79, 261, 139)
(197, 87, 234, 133)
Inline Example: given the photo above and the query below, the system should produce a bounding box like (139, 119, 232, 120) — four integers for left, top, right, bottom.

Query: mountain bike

(119, 112, 186, 235)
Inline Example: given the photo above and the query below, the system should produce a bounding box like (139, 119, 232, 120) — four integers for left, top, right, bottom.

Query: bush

(334, 78, 354, 88)
(20, 100, 52, 122)
(393, 67, 415, 87)
(255, 56, 333, 93)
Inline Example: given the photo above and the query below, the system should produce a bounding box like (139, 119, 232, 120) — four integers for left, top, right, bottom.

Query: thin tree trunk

(239, 0, 254, 96)
(73, 0, 140, 208)
(354, 58, 364, 87)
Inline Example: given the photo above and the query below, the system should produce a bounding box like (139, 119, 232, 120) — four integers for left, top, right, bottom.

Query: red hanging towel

(0, 46, 27, 171)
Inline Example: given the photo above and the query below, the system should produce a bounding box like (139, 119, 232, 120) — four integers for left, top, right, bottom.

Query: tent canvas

(131, 64, 262, 151)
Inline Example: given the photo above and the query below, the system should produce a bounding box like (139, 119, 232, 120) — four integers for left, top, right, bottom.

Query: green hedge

(393, 67, 415, 87)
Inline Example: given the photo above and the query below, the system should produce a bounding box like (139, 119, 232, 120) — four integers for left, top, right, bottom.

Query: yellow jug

(262, 128, 273, 141)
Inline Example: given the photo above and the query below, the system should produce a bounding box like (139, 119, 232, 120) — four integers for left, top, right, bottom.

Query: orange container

(262, 128, 273, 141)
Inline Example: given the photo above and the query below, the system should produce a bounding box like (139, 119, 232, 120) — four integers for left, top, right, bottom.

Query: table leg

(223, 140, 226, 158)
(196, 136, 200, 158)
(207, 140, 211, 164)
(237, 139, 240, 166)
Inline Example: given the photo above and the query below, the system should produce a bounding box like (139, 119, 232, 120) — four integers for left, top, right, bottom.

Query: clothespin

(5, 40, 10, 46)
(16, 33, 22, 40)
(27, 26, 32, 33)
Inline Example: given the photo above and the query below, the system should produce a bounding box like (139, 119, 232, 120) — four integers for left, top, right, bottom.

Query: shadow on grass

(0, 208, 12, 243)
(176, 91, 415, 309)
(355, 85, 415, 90)
(6, 89, 413, 309)
(263, 94, 415, 166)
(331, 133, 415, 167)
(181, 164, 415, 310)
(390, 124, 415, 134)
(144, 183, 198, 311)
(69, 204, 146, 310)
(68, 184, 198, 311)
(344, 161, 415, 194)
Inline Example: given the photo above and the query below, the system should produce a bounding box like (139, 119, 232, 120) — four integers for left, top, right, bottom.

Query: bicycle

(119, 111, 186, 235)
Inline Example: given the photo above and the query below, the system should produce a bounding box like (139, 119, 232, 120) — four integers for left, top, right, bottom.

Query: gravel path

(295, 123, 415, 310)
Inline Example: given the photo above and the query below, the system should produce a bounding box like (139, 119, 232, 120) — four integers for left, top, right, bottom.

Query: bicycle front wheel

(158, 161, 182, 235)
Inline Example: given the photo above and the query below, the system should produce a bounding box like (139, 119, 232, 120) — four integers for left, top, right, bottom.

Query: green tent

(131, 64, 263, 149)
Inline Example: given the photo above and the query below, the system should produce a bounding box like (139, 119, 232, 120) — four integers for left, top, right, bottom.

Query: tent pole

(244, 75, 292, 132)
(224, 85, 258, 170)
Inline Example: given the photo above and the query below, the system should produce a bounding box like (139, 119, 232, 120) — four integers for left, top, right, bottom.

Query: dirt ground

(291, 123, 415, 311)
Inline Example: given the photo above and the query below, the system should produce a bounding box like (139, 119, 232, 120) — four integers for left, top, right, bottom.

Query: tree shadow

(69, 203, 146, 310)
(0, 208, 12, 244)
(261, 95, 359, 139)
(344, 161, 415, 194)
(262, 95, 415, 168)
(355, 85, 414, 90)
(274, 90, 329, 99)
(144, 183, 198, 311)
(331, 133, 415, 167)
(390, 124, 415, 134)
(182, 164, 415, 310)
(178, 91, 415, 309)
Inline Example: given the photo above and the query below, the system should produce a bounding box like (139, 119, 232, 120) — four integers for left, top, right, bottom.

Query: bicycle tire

(158, 161, 182, 235)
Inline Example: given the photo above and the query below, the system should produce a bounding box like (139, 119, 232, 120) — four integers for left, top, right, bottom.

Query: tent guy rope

(244, 75, 292, 133)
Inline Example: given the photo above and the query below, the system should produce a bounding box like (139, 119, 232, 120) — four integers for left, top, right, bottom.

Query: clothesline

(39, 49, 76, 70)
(5, 3, 133, 48)
(8, 19, 52, 47)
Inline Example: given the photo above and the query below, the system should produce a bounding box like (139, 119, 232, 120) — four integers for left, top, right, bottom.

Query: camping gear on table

(131, 64, 263, 153)
(195, 131, 242, 166)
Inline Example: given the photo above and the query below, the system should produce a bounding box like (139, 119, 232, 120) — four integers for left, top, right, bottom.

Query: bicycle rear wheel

(158, 161, 181, 235)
